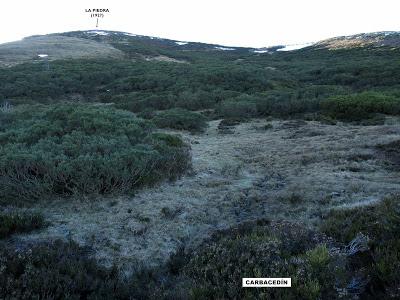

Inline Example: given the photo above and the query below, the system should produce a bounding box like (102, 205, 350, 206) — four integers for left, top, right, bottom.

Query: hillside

(0, 35, 124, 66)
(59, 30, 254, 52)
(0, 30, 400, 299)
(312, 31, 400, 50)
(0, 30, 256, 67)
(1, 30, 399, 68)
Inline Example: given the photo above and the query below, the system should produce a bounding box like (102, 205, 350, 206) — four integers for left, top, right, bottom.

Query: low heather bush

(152, 108, 208, 132)
(0, 104, 191, 202)
(321, 92, 400, 121)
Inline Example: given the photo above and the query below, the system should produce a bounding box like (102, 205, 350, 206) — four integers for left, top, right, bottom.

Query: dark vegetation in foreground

(1, 195, 399, 299)
(0, 104, 190, 202)
(320, 196, 400, 297)
(0, 211, 45, 239)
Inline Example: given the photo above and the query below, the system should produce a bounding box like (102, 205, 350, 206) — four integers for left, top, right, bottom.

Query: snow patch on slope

(253, 50, 269, 54)
(277, 43, 313, 51)
(88, 31, 109, 36)
(215, 46, 235, 51)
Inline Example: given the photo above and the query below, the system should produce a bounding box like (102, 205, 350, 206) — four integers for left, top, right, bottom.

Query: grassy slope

(0, 35, 124, 66)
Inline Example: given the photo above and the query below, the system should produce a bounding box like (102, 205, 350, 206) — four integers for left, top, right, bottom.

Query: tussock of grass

(0, 211, 45, 239)
(376, 140, 400, 170)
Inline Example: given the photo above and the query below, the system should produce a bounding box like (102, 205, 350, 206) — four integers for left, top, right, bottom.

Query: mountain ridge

(312, 31, 400, 50)
(0, 30, 399, 66)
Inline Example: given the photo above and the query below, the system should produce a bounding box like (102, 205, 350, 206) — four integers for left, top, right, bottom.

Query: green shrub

(320, 196, 400, 243)
(321, 92, 400, 121)
(218, 117, 247, 127)
(0, 238, 191, 299)
(150, 133, 184, 148)
(136, 108, 156, 119)
(0, 240, 131, 299)
(306, 244, 330, 270)
(217, 95, 259, 118)
(217, 118, 248, 134)
(152, 108, 208, 132)
(175, 90, 217, 110)
(0, 211, 45, 239)
(320, 195, 400, 295)
(0, 104, 191, 201)
(182, 220, 336, 299)
(115, 94, 175, 113)
(253, 90, 323, 117)
(280, 192, 304, 205)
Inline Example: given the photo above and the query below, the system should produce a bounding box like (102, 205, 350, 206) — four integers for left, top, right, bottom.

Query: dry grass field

(12, 118, 400, 274)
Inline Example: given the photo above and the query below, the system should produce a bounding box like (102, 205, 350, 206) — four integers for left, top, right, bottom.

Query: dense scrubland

(1, 32, 400, 299)
(1, 46, 400, 121)
(0, 104, 190, 202)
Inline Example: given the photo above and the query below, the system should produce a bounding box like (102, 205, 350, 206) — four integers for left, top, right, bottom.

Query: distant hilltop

(0, 30, 399, 66)
(312, 31, 400, 50)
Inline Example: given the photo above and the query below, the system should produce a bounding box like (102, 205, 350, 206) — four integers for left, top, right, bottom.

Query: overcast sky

(1, 0, 399, 47)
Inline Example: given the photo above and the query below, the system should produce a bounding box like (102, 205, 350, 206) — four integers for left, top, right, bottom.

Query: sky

(1, 0, 399, 47)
